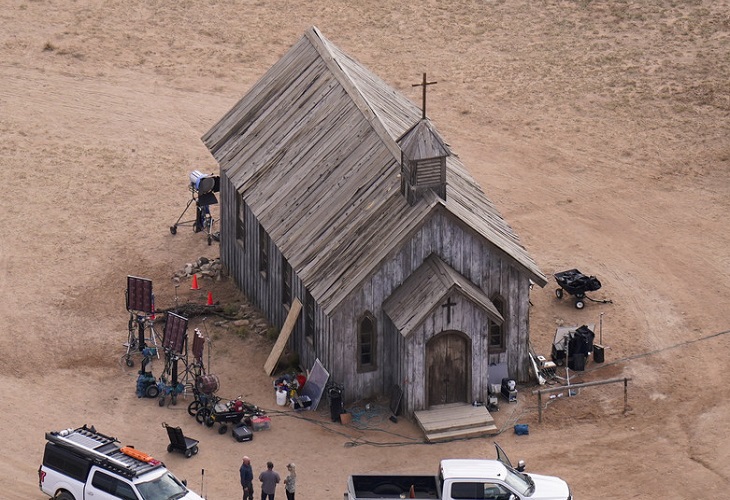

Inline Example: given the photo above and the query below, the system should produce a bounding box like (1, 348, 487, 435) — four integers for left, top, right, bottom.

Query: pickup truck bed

(348, 475, 440, 499)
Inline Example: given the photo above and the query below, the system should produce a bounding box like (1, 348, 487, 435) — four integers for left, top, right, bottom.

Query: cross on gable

(412, 73, 437, 119)
(442, 296, 457, 324)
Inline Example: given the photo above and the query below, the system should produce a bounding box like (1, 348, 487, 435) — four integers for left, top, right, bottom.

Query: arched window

(489, 296, 506, 351)
(358, 313, 377, 372)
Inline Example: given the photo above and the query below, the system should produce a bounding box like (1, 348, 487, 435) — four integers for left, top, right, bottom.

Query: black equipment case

(232, 424, 253, 443)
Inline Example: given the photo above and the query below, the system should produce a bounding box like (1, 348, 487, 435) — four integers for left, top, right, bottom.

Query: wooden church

(202, 27, 546, 417)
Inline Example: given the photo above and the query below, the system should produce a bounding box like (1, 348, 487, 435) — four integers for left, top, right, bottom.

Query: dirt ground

(1, 1, 729, 498)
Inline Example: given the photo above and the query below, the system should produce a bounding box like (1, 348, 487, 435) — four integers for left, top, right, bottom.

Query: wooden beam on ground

(264, 298, 302, 376)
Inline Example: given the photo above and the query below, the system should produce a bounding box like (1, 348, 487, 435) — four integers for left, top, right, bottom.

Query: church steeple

(397, 74, 451, 205)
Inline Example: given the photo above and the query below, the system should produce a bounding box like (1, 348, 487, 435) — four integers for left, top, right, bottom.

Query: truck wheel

(555, 288, 563, 299)
(185, 449, 193, 458)
(56, 492, 75, 500)
(575, 300, 585, 309)
(218, 424, 228, 435)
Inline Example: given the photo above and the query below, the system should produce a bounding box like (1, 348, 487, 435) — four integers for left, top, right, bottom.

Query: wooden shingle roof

(202, 26, 546, 315)
(398, 119, 451, 160)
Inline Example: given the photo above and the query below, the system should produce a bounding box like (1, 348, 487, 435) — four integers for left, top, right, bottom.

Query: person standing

(259, 461, 281, 500)
(240, 456, 254, 500)
(284, 463, 296, 500)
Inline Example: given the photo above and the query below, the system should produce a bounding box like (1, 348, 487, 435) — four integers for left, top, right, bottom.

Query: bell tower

(397, 74, 450, 205)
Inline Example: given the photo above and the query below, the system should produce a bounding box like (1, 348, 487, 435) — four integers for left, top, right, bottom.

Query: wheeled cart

(554, 269, 605, 309)
(163, 423, 199, 458)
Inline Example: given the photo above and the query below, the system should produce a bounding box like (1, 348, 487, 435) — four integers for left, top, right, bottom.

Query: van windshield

(136, 472, 188, 500)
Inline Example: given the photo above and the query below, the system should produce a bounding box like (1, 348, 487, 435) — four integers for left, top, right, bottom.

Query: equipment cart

(554, 269, 605, 309)
(162, 422, 199, 458)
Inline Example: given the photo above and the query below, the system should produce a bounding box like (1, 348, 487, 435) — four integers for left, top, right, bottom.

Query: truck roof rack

(45, 424, 164, 479)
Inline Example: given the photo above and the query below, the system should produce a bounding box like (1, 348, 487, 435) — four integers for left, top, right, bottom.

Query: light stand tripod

(169, 170, 220, 245)
(123, 276, 161, 368)
(159, 312, 190, 407)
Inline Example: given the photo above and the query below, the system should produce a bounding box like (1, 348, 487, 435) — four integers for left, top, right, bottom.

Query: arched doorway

(426, 331, 471, 407)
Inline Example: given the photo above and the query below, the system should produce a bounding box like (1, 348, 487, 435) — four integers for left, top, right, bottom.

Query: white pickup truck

(38, 425, 203, 500)
(344, 444, 571, 500)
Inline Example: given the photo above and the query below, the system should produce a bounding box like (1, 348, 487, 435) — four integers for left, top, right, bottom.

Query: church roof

(398, 119, 451, 160)
(202, 26, 546, 314)
(383, 254, 503, 336)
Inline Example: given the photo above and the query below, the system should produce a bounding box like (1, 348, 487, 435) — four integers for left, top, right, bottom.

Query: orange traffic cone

(206, 291, 214, 306)
(191, 274, 200, 290)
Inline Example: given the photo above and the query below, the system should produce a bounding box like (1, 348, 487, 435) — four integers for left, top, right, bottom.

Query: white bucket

(276, 389, 287, 406)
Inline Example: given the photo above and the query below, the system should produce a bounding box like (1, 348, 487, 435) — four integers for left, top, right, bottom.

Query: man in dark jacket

(240, 456, 254, 500)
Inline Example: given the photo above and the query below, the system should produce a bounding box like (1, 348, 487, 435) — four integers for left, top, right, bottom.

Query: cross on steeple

(412, 73, 437, 119)
(442, 296, 457, 324)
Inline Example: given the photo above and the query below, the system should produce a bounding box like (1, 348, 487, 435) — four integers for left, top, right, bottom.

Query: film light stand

(169, 170, 220, 245)
(123, 276, 161, 368)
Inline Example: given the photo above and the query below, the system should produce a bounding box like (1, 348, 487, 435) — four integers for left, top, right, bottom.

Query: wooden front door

(426, 331, 470, 407)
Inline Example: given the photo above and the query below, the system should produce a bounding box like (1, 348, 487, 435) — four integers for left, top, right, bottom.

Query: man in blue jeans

(240, 456, 254, 500)
(259, 461, 281, 500)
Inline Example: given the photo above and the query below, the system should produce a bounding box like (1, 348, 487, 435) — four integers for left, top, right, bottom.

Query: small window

(258, 224, 268, 278)
(43, 443, 90, 482)
(236, 194, 246, 247)
(450, 481, 481, 499)
(115, 482, 137, 500)
(488, 296, 506, 351)
(91, 471, 137, 500)
(451, 481, 512, 500)
(92, 471, 115, 494)
(282, 256, 291, 306)
(358, 313, 377, 372)
(304, 289, 315, 347)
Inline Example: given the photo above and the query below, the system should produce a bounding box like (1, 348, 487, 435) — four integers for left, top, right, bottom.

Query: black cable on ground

(584, 328, 730, 374)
